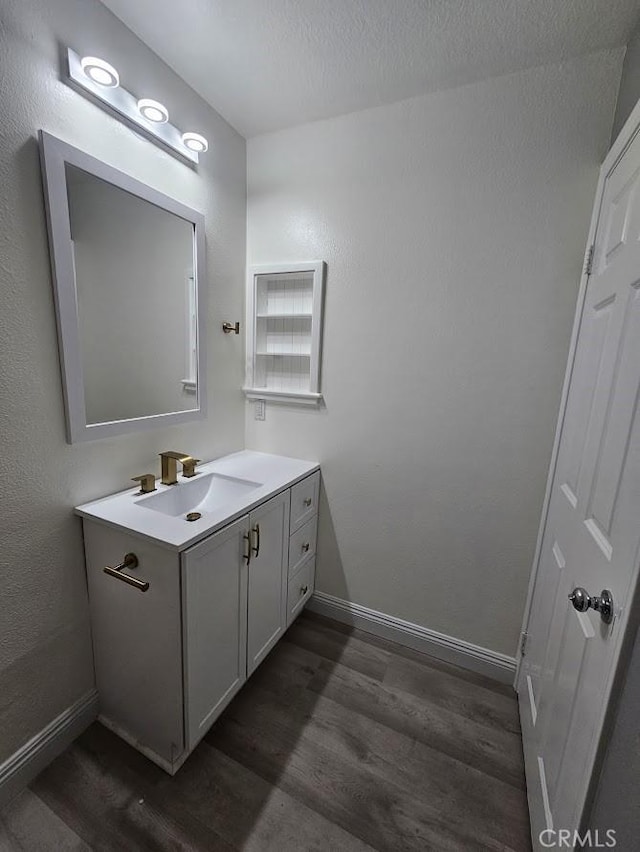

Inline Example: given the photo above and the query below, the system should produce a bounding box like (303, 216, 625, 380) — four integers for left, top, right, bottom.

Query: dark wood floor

(0, 612, 531, 851)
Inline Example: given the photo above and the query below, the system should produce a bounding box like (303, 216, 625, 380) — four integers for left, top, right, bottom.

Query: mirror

(39, 131, 206, 443)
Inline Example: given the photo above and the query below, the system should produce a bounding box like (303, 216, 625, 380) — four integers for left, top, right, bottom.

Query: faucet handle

(132, 473, 157, 494)
(182, 458, 201, 478)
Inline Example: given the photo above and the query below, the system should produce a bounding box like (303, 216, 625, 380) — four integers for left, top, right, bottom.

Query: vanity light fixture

(181, 132, 209, 153)
(80, 56, 120, 88)
(66, 48, 207, 166)
(137, 98, 169, 124)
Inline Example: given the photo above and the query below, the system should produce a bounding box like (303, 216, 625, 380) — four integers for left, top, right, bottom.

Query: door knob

(568, 587, 614, 624)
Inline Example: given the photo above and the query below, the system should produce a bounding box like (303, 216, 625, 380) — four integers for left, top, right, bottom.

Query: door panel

(182, 515, 249, 750)
(519, 124, 640, 847)
(587, 284, 640, 536)
(601, 165, 639, 268)
(247, 490, 290, 675)
(558, 298, 612, 503)
(543, 608, 594, 802)
(528, 537, 565, 685)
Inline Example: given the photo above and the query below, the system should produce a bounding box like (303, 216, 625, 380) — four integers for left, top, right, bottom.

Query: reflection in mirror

(66, 165, 196, 424)
(39, 131, 206, 443)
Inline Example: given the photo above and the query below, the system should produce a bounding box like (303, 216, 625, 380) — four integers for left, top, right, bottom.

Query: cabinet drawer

(289, 515, 317, 577)
(287, 556, 315, 626)
(290, 471, 320, 533)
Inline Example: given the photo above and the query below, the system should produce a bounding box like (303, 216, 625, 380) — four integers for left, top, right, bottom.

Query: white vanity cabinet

(245, 492, 290, 675)
(181, 515, 249, 754)
(287, 471, 319, 624)
(83, 523, 186, 768)
(80, 457, 319, 775)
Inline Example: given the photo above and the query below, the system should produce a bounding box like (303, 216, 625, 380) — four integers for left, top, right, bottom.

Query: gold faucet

(132, 473, 157, 494)
(159, 451, 200, 485)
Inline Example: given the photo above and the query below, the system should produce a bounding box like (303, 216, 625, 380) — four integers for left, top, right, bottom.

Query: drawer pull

(252, 523, 261, 558)
(243, 532, 251, 565)
(103, 553, 149, 592)
(303, 497, 312, 507)
(302, 542, 310, 553)
(300, 584, 309, 596)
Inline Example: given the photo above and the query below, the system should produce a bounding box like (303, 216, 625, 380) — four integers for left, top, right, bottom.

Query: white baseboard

(0, 689, 98, 808)
(307, 592, 516, 685)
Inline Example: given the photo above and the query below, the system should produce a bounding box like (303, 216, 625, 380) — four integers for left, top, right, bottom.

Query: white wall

(247, 50, 623, 656)
(0, 0, 246, 764)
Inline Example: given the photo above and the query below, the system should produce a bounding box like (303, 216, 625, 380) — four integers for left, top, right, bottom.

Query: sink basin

(76, 451, 319, 550)
(136, 472, 262, 518)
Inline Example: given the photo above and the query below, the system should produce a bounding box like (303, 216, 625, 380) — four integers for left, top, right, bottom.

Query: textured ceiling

(99, 0, 640, 138)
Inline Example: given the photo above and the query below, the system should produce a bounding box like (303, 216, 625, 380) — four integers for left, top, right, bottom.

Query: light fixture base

(67, 48, 199, 165)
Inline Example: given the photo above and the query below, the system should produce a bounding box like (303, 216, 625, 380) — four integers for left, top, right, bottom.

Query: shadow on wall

(316, 480, 349, 601)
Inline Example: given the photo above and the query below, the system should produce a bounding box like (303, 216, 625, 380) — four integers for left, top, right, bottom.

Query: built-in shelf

(243, 387, 323, 406)
(256, 351, 311, 357)
(256, 312, 313, 319)
(245, 262, 325, 406)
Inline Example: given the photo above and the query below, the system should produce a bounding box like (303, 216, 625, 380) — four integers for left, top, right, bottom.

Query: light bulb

(80, 56, 119, 88)
(137, 98, 169, 124)
(181, 132, 208, 153)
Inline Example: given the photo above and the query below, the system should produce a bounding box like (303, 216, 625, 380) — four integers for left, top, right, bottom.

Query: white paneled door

(518, 110, 640, 848)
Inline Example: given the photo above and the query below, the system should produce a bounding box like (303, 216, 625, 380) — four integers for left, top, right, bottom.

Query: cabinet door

(182, 515, 249, 750)
(247, 491, 290, 675)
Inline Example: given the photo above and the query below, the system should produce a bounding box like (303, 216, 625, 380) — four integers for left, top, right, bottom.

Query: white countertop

(76, 450, 319, 551)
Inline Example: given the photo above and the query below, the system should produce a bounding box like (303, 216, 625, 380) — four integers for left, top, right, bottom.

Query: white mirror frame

(39, 130, 207, 443)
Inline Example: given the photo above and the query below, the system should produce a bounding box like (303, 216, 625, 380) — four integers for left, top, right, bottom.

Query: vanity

(34, 113, 327, 776)
(38, 131, 323, 775)
(76, 451, 319, 774)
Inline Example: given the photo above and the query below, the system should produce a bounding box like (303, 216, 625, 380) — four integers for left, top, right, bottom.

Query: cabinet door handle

(300, 585, 309, 596)
(103, 553, 149, 592)
(243, 532, 251, 565)
(303, 497, 312, 507)
(252, 523, 260, 558)
(302, 542, 310, 553)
